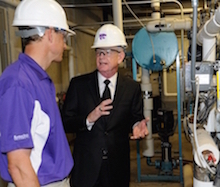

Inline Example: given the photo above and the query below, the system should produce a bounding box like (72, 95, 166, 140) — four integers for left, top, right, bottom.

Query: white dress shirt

(97, 72, 117, 100)
(86, 72, 118, 130)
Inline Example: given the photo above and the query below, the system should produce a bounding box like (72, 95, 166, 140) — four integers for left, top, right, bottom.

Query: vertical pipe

(112, 0, 123, 31)
(203, 37, 216, 61)
(176, 53, 184, 185)
(112, 0, 124, 68)
(132, 58, 137, 80)
(151, 0, 160, 19)
(142, 69, 154, 157)
(191, 0, 198, 96)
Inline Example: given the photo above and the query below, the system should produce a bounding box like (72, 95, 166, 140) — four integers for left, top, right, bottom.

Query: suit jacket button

(105, 132, 108, 135)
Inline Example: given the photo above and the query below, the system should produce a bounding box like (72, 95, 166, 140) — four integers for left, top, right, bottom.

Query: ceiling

(57, 0, 209, 36)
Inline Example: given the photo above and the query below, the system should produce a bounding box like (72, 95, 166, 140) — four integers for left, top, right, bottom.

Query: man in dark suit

(62, 24, 149, 187)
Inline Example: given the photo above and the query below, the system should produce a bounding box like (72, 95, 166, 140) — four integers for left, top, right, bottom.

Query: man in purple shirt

(0, 0, 75, 186)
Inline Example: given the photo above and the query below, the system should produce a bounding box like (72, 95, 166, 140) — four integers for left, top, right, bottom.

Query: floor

(129, 129, 193, 187)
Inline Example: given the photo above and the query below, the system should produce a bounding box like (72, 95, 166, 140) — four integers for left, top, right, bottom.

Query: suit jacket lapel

(88, 70, 101, 105)
(87, 70, 106, 131)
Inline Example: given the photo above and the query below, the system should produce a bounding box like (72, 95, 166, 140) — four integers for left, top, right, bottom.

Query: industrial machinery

(131, 0, 220, 186)
(132, 24, 183, 183)
(184, 2, 220, 186)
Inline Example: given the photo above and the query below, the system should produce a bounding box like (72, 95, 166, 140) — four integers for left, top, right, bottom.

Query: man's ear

(118, 51, 125, 64)
(45, 28, 53, 43)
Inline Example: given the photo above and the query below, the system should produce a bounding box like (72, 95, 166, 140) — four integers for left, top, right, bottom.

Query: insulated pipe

(141, 69, 154, 157)
(197, 8, 220, 45)
(141, 0, 159, 159)
(203, 37, 216, 61)
(112, 0, 124, 67)
(191, 0, 198, 96)
(146, 18, 192, 32)
(196, 7, 220, 61)
(151, 0, 160, 19)
(112, 0, 123, 31)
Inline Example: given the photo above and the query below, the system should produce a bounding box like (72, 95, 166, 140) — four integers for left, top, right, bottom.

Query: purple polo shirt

(0, 53, 73, 185)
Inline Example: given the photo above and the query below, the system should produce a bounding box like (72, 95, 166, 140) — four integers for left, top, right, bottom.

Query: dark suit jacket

(62, 70, 144, 187)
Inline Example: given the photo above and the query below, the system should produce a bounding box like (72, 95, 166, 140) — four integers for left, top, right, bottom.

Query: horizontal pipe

(146, 18, 192, 32)
(62, 1, 153, 8)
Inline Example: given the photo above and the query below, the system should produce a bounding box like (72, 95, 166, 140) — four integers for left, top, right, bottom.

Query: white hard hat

(12, 0, 75, 37)
(91, 24, 127, 48)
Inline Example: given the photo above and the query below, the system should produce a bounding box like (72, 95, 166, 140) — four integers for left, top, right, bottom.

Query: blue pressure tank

(132, 28, 179, 71)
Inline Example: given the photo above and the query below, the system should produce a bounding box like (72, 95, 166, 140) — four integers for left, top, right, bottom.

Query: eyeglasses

(95, 48, 121, 57)
(54, 28, 68, 43)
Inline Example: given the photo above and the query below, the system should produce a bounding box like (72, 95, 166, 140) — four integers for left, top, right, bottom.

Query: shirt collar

(97, 71, 118, 87)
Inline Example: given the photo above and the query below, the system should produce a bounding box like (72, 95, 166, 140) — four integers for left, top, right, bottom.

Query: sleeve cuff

(86, 118, 94, 131)
(132, 121, 140, 129)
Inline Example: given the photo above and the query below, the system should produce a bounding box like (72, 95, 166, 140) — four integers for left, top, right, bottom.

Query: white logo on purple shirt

(14, 134, 29, 141)
(99, 33, 107, 40)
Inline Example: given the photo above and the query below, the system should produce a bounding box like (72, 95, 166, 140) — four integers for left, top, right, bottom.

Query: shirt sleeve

(86, 118, 94, 131)
(0, 86, 34, 153)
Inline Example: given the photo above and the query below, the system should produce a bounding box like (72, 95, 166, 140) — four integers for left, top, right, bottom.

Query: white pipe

(141, 69, 154, 157)
(0, 0, 19, 7)
(163, 69, 177, 96)
(203, 37, 216, 61)
(112, 0, 124, 68)
(151, 0, 160, 8)
(146, 18, 192, 32)
(151, 0, 160, 19)
(196, 6, 220, 62)
(112, 0, 123, 31)
(197, 7, 220, 45)
(141, 0, 158, 157)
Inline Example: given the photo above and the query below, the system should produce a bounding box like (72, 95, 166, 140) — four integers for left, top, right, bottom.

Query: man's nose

(64, 43, 67, 50)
